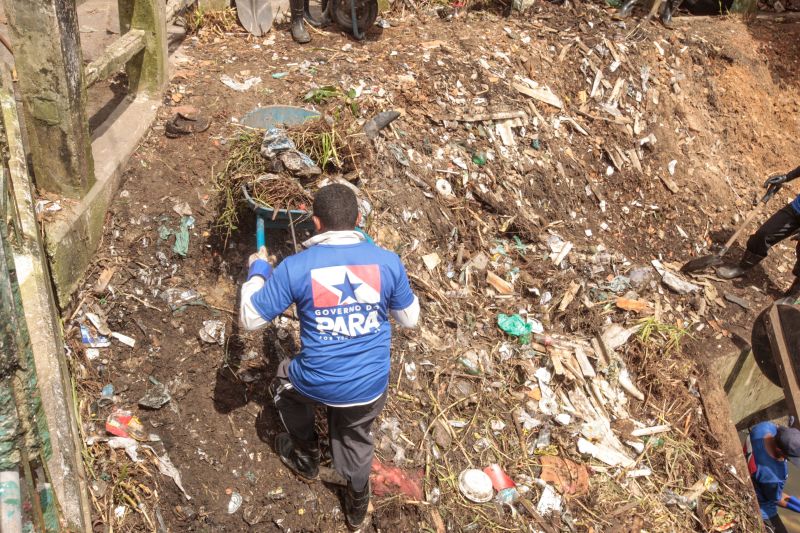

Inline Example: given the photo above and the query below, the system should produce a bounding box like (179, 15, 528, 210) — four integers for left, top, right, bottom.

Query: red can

(483, 464, 516, 491)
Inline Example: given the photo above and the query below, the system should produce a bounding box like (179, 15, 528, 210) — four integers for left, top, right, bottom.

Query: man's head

(312, 184, 359, 233)
(776, 426, 800, 466)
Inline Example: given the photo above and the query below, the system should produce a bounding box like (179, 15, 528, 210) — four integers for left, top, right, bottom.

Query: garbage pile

(271, 3, 761, 531)
(66, 0, 779, 530)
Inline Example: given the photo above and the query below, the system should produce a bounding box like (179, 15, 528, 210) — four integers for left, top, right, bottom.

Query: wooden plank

(765, 304, 800, 426)
(84, 29, 146, 87)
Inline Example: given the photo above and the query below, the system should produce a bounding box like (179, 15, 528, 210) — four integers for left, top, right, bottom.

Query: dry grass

(213, 117, 364, 240)
(186, 6, 239, 36)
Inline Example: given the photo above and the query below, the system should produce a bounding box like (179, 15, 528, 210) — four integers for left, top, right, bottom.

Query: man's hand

(781, 493, 800, 513)
(248, 246, 274, 267)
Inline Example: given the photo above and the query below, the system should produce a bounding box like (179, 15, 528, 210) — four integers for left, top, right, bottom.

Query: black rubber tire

(332, 0, 377, 36)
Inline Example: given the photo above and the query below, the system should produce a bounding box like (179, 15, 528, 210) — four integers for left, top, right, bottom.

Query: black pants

(271, 359, 387, 491)
(764, 513, 788, 533)
(746, 205, 800, 277)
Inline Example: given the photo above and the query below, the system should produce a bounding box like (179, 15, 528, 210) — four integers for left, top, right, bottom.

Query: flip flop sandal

(165, 112, 210, 138)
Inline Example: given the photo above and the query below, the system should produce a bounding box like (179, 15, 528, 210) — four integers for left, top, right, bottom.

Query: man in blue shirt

(718, 165, 800, 297)
(240, 184, 419, 530)
(745, 421, 800, 532)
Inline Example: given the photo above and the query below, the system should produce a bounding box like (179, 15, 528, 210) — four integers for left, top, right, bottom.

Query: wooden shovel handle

(719, 207, 763, 256)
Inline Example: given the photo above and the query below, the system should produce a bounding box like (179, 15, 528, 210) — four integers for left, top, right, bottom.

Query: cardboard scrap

(540, 456, 590, 497)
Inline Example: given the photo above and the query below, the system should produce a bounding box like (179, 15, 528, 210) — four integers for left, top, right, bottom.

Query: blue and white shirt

(745, 421, 788, 519)
(240, 230, 419, 407)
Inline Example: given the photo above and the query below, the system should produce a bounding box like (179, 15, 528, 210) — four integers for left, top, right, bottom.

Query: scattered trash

(81, 324, 110, 348)
(497, 313, 543, 343)
(370, 459, 423, 500)
(227, 491, 242, 513)
(159, 453, 191, 500)
(363, 111, 401, 140)
(110, 331, 136, 348)
(220, 74, 262, 92)
(98, 384, 114, 407)
(483, 464, 515, 491)
(159, 215, 194, 257)
(166, 110, 210, 138)
(487, 271, 514, 295)
(535, 483, 562, 516)
(35, 199, 62, 215)
(458, 468, 494, 503)
(106, 410, 147, 440)
(724, 292, 750, 309)
(539, 456, 589, 497)
(138, 377, 171, 410)
(652, 260, 700, 295)
(160, 288, 201, 310)
(199, 320, 226, 345)
(435, 179, 454, 197)
(422, 252, 442, 271)
(85, 311, 111, 336)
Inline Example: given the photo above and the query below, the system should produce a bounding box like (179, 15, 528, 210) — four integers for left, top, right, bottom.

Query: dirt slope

(63, 4, 800, 532)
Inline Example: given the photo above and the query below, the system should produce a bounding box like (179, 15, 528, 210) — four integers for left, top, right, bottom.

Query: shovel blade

(680, 254, 723, 273)
(235, 0, 274, 36)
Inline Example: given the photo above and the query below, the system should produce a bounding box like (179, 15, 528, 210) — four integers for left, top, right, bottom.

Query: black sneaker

(275, 433, 320, 480)
(344, 481, 370, 531)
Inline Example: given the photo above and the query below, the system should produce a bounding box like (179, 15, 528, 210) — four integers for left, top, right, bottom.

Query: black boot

(716, 250, 764, 280)
(344, 481, 370, 531)
(659, 0, 674, 25)
(289, 0, 311, 44)
(275, 432, 320, 480)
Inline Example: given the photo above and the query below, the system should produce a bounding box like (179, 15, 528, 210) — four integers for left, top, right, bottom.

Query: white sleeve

(239, 276, 269, 331)
(390, 295, 420, 329)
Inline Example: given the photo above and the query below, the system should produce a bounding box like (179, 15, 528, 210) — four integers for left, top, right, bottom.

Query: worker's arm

(388, 262, 420, 329)
(778, 493, 800, 513)
(239, 251, 294, 331)
(390, 295, 420, 328)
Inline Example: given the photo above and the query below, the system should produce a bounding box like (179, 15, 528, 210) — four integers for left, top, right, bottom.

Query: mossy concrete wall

(45, 96, 159, 305)
(719, 346, 786, 429)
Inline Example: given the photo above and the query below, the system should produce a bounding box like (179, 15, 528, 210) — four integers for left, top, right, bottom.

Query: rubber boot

(290, 0, 311, 44)
(659, 0, 674, 25)
(344, 480, 370, 531)
(617, 0, 637, 17)
(275, 432, 320, 480)
(716, 250, 764, 280)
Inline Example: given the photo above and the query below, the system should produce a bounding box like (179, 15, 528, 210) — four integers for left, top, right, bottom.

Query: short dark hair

(313, 184, 359, 231)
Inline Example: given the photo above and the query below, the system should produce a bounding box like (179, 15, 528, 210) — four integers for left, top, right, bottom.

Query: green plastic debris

(458, 357, 481, 376)
(472, 152, 487, 166)
(272, 72, 289, 79)
(497, 313, 533, 344)
(158, 216, 194, 257)
(531, 139, 541, 150)
(303, 85, 340, 104)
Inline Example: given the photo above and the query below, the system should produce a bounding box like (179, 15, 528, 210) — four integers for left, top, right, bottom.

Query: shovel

(681, 187, 777, 274)
(235, 0, 274, 36)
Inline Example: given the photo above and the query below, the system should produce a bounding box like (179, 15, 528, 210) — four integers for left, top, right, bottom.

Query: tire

(332, 0, 377, 36)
